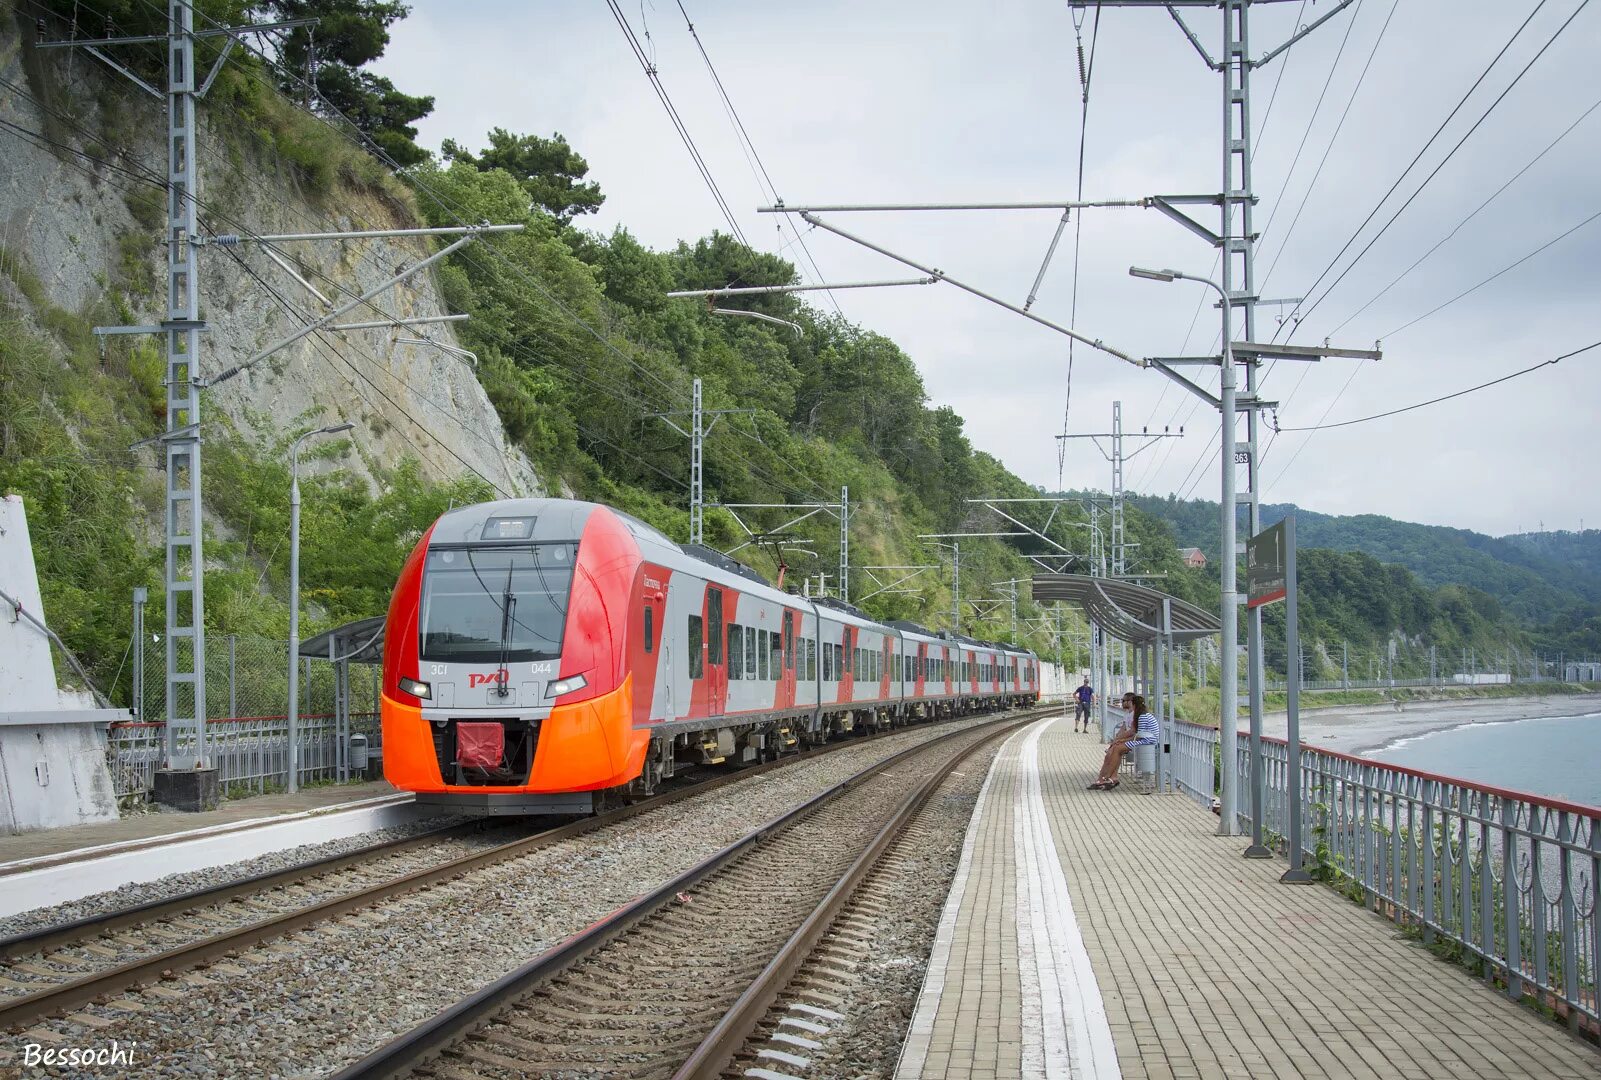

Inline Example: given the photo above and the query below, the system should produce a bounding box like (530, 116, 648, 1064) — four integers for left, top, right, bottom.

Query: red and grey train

(381, 498, 1039, 813)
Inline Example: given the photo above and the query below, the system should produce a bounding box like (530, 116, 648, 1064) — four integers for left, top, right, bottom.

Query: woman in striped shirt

(1089, 694, 1158, 790)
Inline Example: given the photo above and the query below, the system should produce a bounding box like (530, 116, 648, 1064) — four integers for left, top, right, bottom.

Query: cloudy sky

(377, 1, 1598, 538)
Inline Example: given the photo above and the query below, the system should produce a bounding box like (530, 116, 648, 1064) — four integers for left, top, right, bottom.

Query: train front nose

(384, 517, 648, 801)
(385, 537, 579, 793)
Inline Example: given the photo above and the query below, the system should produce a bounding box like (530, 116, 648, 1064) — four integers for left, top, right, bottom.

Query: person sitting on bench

(1089, 694, 1157, 790)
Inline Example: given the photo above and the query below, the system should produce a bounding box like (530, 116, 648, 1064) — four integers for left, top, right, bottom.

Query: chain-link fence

(109, 632, 382, 803)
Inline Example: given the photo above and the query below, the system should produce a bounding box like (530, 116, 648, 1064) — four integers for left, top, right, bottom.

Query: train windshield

(418, 543, 577, 664)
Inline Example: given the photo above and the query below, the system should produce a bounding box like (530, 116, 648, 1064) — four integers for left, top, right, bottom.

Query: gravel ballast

(0, 815, 472, 941)
(0, 712, 1029, 1078)
(738, 739, 1005, 1078)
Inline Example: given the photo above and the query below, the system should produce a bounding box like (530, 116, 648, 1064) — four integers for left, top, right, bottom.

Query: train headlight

(546, 673, 587, 698)
(398, 676, 432, 700)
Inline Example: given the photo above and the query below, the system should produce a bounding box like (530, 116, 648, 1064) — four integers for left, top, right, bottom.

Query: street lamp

(1128, 265, 1242, 835)
(286, 422, 354, 793)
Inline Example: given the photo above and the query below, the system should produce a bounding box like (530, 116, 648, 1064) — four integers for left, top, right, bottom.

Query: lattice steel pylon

(165, 0, 205, 768)
(41, 8, 522, 785)
(650, 377, 754, 547)
(1079, 0, 1362, 839)
(39, 3, 311, 769)
(1058, 400, 1179, 582)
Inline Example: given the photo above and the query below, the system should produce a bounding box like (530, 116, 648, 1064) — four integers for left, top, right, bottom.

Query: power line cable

(1327, 93, 1601, 337)
(605, 0, 750, 248)
(671, 0, 844, 319)
(1253, 0, 1400, 301)
(1381, 206, 1601, 340)
(96, 0, 694, 406)
(1056, 1, 1101, 492)
(1265, 339, 1598, 488)
(1281, 0, 1583, 339)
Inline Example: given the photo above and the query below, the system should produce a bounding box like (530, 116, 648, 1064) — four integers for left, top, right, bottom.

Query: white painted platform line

(893, 723, 1032, 1079)
(0, 796, 427, 919)
(1017, 719, 1120, 1079)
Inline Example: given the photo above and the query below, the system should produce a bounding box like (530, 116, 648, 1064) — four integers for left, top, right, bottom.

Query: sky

(375, 1, 1599, 538)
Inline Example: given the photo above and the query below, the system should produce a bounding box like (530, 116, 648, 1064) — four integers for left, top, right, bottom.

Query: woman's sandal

(1103, 779, 1121, 790)
(1087, 780, 1109, 790)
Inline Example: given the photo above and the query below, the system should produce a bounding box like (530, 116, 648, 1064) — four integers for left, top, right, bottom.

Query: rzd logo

(468, 670, 509, 689)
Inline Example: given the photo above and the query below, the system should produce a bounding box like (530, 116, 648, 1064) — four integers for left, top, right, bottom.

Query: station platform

(896, 716, 1600, 1080)
(0, 781, 403, 874)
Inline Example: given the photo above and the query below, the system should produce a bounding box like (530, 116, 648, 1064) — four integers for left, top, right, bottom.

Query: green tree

(255, 1, 434, 165)
(442, 129, 606, 223)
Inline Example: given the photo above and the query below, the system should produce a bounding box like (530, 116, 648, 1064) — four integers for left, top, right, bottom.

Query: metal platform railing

(107, 712, 381, 801)
(1168, 719, 1598, 1035)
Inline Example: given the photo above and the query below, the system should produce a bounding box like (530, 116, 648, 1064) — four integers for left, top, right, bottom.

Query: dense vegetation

(2, 3, 1092, 710)
(4, 1, 1592, 718)
(1131, 494, 1601, 666)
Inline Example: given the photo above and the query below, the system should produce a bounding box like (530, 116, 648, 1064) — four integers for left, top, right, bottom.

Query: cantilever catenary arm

(795, 212, 1143, 369)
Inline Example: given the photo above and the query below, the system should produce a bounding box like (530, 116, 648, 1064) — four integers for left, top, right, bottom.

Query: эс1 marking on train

(380, 498, 1040, 814)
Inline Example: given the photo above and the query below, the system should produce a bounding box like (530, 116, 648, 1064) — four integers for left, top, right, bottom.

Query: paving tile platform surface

(0, 781, 400, 868)
(897, 716, 1600, 1079)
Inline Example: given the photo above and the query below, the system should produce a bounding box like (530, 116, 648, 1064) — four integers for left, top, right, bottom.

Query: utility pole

(132, 587, 148, 720)
(951, 542, 960, 630)
(39, 5, 307, 793)
(1096, 0, 1364, 841)
(39, 9, 520, 806)
(1342, 640, 1349, 689)
(1056, 400, 1181, 579)
(649, 377, 753, 546)
(840, 486, 850, 603)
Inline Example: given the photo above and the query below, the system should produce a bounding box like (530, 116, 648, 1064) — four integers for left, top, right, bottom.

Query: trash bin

(1134, 742, 1157, 791)
(350, 733, 370, 773)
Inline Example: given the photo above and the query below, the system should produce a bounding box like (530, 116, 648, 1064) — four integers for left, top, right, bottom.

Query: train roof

(679, 542, 773, 588)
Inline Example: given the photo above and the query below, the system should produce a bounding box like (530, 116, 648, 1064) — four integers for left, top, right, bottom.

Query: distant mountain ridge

(1126, 495, 1601, 624)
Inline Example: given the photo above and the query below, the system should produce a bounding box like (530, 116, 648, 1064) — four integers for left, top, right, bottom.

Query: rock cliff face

(0, 14, 540, 498)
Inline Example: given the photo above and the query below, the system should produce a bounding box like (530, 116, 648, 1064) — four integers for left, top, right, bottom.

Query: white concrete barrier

(0, 793, 425, 919)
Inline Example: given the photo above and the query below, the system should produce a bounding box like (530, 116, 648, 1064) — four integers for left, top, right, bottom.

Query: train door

(781, 610, 795, 708)
(707, 587, 726, 717)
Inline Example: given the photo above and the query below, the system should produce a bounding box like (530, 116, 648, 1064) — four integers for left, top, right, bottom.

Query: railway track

(0, 706, 1050, 1038)
(328, 708, 1043, 1080)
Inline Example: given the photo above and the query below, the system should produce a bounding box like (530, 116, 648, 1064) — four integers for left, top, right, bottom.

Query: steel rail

(672, 716, 1024, 1078)
(327, 708, 1047, 1080)
(0, 706, 1042, 1032)
(0, 820, 476, 960)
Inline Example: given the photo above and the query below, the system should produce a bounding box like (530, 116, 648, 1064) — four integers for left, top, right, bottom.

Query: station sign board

(1246, 520, 1288, 609)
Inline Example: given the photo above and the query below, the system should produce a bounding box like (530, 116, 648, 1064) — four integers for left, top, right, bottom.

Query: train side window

(810, 638, 818, 681)
(644, 607, 654, 654)
(758, 631, 770, 681)
(771, 633, 782, 677)
(688, 615, 703, 679)
(728, 622, 742, 679)
(823, 640, 832, 680)
(784, 614, 794, 670)
(707, 590, 723, 665)
(746, 626, 757, 678)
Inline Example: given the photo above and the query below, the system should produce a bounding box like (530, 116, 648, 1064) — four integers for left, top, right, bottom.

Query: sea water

(1368, 712, 1601, 809)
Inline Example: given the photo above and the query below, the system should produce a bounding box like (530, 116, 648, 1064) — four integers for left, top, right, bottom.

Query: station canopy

(1030, 574, 1220, 645)
(297, 616, 385, 664)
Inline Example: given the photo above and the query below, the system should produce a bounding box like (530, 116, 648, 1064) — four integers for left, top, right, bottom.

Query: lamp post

(286, 423, 354, 793)
(1130, 267, 1241, 835)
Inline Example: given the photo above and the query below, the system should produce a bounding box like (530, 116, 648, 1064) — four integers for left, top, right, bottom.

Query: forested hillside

(4, 0, 1588, 713)
(2, 0, 1107, 704)
(1130, 494, 1601, 660)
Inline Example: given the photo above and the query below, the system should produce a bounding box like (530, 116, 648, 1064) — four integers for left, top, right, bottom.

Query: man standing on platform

(1072, 676, 1095, 733)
